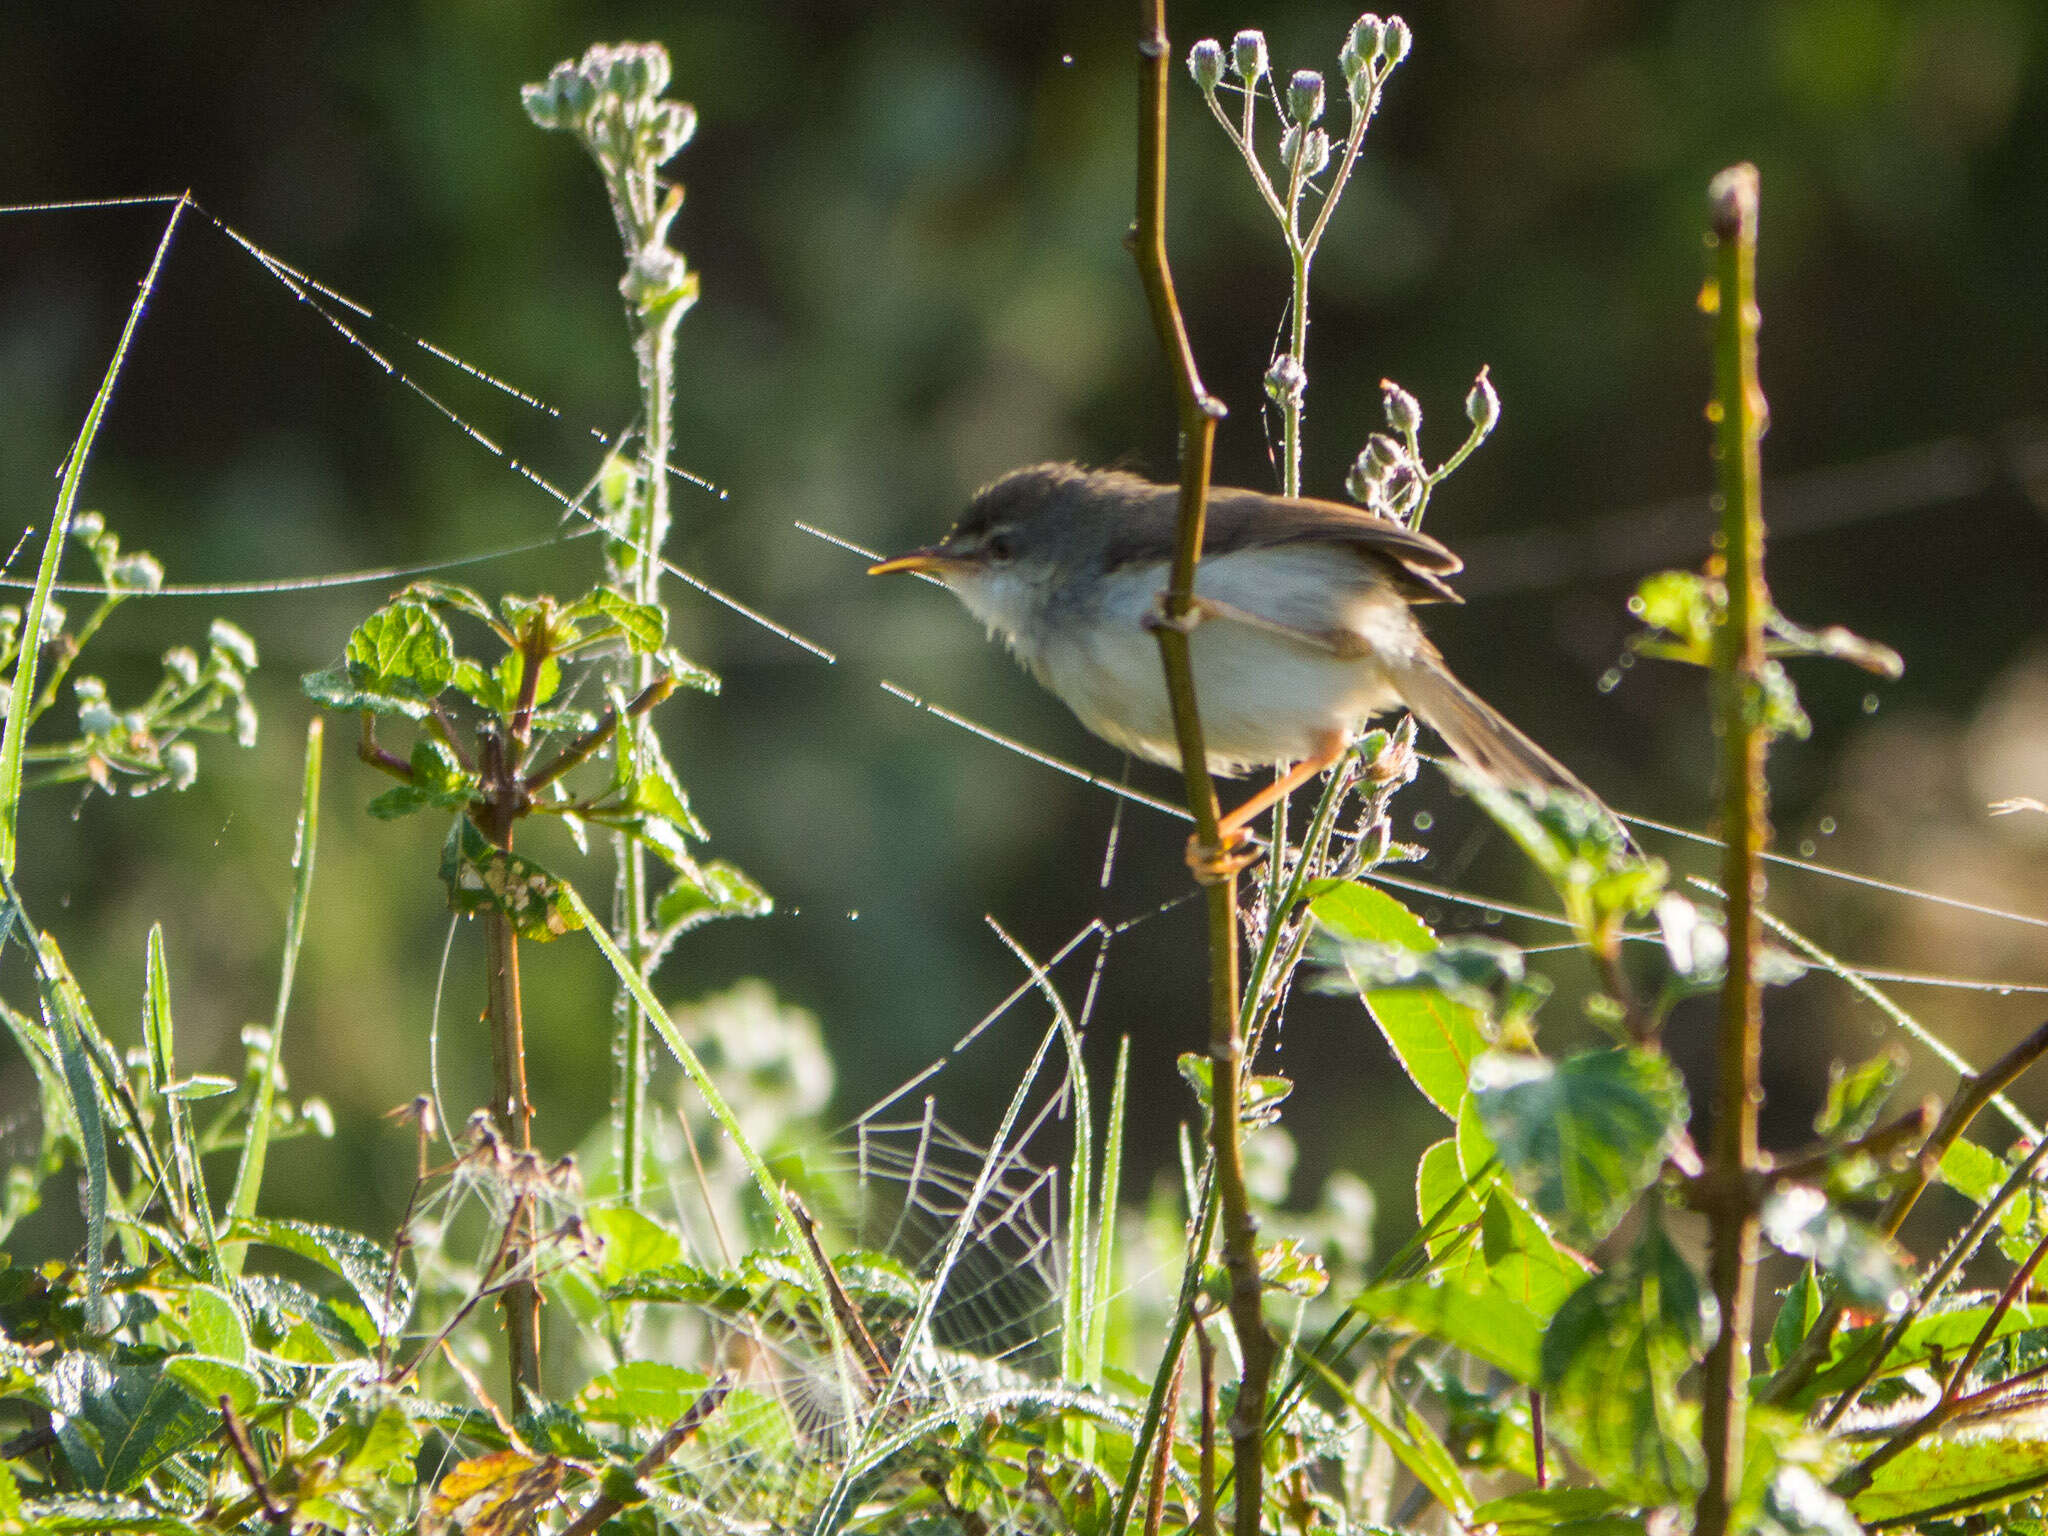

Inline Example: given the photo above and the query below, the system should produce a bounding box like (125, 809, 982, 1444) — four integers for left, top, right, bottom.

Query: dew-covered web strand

(7, 193, 840, 665)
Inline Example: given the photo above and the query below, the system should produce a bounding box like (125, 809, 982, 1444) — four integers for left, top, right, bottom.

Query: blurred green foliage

(3, 0, 2047, 1250)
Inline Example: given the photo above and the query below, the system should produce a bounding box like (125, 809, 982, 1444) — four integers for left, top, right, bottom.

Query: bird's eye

(986, 530, 1017, 562)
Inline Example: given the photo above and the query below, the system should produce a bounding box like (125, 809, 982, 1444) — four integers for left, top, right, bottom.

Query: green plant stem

(1766, 1014, 2048, 1405)
(1134, 10, 1269, 1536)
(477, 725, 540, 1401)
(228, 717, 322, 1230)
(0, 198, 185, 875)
(1695, 162, 1768, 1536)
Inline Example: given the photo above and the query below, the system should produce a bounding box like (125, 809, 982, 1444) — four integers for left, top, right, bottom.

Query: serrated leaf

(439, 818, 585, 942)
(1309, 880, 1485, 1118)
(72, 1364, 214, 1491)
(1420, 1127, 1591, 1320)
(343, 600, 454, 703)
(590, 587, 667, 653)
(426, 1448, 567, 1532)
(181, 1284, 247, 1363)
(1540, 1215, 1711, 1502)
(658, 646, 719, 694)
(654, 859, 773, 936)
(226, 1216, 411, 1337)
(164, 1355, 260, 1416)
(1472, 1047, 1688, 1244)
(1852, 1420, 2048, 1523)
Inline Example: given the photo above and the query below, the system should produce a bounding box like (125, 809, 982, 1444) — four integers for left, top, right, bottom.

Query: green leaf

(70, 1363, 214, 1490)
(1852, 1421, 2048, 1524)
(439, 817, 585, 942)
(1258, 1237, 1328, 1299)
(588, 1207, 688, 1284)
(658, 646, 720, 694)
(342, 600, 454, 708)
(1758, 1183, 1909, 1312)
(399, 579, 498, 628)
(1814, 1050, 1903, 1141)
(35, 934, 110, 1306)
(1540, 1213, 1712, 1502)
(164, 1355, 260, 1416)
(1471, 1488, 1632, 1535)
(589, 587, 667, 653)
(181, 1284, 248, 1363)
(226, 1216, 411, 1336)
(1766, 1266, 1824, 1374)
(1310, 880, 1485, 1118)
(1352, 1273, 1542, 1382)
(1420, 1126, 1591, 1321)
(654, 859, 773, 937)
(1629, 568, 1720, 663)
(1472, 1047, 1688, 1244)
(163, 1074, 235, 1100)
(577, 1362, 719, 1425)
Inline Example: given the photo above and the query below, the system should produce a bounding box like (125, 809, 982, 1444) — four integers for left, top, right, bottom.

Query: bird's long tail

(1389, 649, 1615, 819)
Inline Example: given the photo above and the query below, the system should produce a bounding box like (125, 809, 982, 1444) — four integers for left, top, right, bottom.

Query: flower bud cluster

(1339, 14, 1412, 106)
(1346, 432, 1423, 519)
(1264, 354, 1308, 407)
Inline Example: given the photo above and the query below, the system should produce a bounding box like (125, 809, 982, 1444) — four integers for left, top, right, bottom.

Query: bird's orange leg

(1186, 730, 1350, 884)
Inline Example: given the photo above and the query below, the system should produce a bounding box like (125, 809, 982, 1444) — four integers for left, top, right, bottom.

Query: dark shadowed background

(5, 0, 2047, 1260)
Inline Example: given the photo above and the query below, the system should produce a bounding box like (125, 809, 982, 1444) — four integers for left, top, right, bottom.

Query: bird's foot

(1143, 593, 1213, 635)
(1185, 826, 1262, 884)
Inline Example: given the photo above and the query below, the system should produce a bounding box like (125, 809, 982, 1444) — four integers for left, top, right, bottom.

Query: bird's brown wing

(1102, 478, 1465, 603)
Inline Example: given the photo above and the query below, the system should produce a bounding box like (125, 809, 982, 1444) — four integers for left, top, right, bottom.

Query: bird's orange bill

(868, 550, 947, 576)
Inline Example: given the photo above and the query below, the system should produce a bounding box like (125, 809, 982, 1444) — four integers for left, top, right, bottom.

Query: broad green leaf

(439, 817, 584, 942)
(1472, 1046, 1687, 1244)
(588, 1206, 687, 1284)
(1540, 1214, 1711, 1502)
(399, 579, 498, 628)
(1804, 1296, 2048, 1398)
(337, 1404, 421, 1485)
(164, 1355, 260, 1416)
(343, 600, 454, 705)
(589, 587, 667, 653)
(1852, 1421, 2048, 1523)
(181, 1284, 248, 1363)
(1310, 880, 1485, 1117)
(1353, 1274, 1542, 1382)
(226, 1216, 411, 1336)
(72, 1364, 214, 1491)
(577, 1362, 719, 1425)
(1471, 1487, 1631, 1534)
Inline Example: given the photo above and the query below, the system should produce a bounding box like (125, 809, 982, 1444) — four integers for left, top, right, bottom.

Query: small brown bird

(873, 463, 1597, 873)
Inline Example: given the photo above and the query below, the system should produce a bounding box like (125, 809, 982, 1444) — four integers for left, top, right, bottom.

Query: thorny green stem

(1840, 1223, 2048, 1496)
(1694, 163, 1768, 1536)
(477, 721, 541, 1402)
(1766, 1015, 2048, 1406)
(1821, 1132, 2048, 1434)
(1136, 11, 1270, 1536)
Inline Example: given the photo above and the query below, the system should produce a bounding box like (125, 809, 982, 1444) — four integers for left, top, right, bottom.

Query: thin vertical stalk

(479, 724, 541, 1401)
(1695, 162, 1768, 1536)
(1133, 8, 1268, 1536)
(0, 198, 185, 873)
(229, 717, 323, 1227)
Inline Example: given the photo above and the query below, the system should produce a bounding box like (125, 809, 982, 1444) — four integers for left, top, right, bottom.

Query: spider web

(8, 190, 2048, 1531)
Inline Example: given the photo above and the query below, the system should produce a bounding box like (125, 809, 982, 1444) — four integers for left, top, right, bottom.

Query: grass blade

(230, 716, 322, 1223)
(0, 198, 186, 874)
